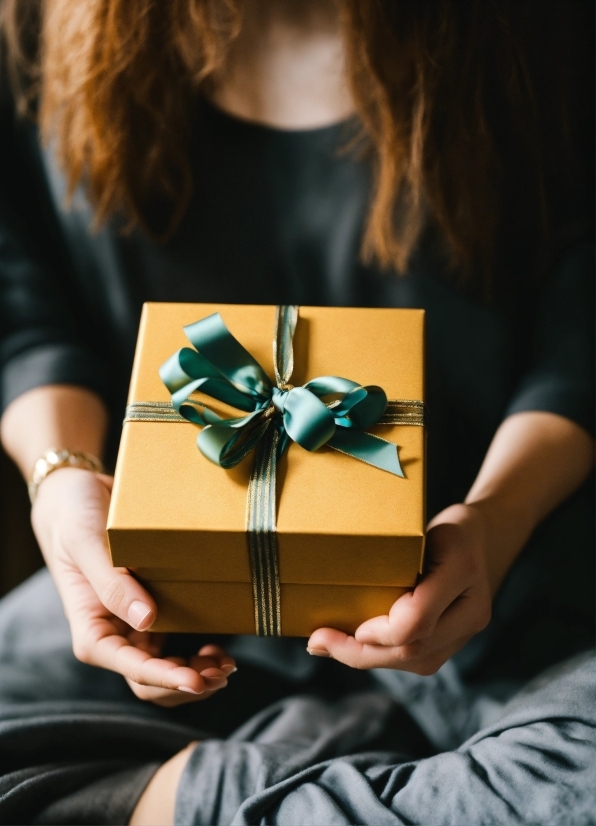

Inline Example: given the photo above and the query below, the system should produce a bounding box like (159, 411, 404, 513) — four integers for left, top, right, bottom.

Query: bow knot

(271, 386, 290, 413)
(159, 307, 404, 477)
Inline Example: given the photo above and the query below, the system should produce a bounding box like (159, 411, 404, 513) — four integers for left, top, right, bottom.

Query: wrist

(28, 447, 105, 505)
(463, 497, 534, 595)
(465, 493, 536, 547)
(428, 500, 529, 598)
(31, 464, 113, 568)
(1, 385, 108, 480)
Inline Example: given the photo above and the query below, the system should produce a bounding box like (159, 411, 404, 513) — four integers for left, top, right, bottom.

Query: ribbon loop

(273, 305, 298, 389)
(303, 376, 361, 398)
(184, 313, 273, 400)
(282, 387, 336, 451)
(338, 385, 388, 429)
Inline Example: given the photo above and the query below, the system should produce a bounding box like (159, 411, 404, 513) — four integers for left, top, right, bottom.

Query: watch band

(28, 448, 105, 504)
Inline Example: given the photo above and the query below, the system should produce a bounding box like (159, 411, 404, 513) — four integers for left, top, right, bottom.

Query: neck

(207, 0, 354, 130)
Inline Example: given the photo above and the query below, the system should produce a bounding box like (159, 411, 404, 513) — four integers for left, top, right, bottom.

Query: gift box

(107, 303, 426, 637)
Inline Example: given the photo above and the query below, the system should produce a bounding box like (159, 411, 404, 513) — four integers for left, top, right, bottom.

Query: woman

(0, 0, 594, 823)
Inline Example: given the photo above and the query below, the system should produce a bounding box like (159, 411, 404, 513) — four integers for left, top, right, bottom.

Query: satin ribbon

(158, 305, 405, 478)
(128, 306, 423, 636)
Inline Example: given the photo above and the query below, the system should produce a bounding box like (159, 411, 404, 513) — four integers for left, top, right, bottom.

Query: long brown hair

(0, 0, 589, 289)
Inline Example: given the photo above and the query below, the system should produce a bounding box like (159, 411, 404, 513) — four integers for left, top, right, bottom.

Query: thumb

(68, 528, 157, 631)
(37, 468, 157, 630)
(94, 565, 157, 631)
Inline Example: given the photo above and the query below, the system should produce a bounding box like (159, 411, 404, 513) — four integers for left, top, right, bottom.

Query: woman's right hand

(31, 466, 236, 706)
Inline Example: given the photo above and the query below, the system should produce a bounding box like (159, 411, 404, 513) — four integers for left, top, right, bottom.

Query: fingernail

(222, 665, 238, 675)
(128, 601, 153, 630)
(200, 666, 224, 676)
(306, 648, 330, 658)
(177, 686, 201, 694)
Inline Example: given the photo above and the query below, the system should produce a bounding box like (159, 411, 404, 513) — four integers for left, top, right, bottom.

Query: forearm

(463, 411, 595, 594)
(0, 384, 109, 479)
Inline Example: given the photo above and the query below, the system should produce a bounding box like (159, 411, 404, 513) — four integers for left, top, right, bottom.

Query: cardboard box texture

(108, 303, 426, 637)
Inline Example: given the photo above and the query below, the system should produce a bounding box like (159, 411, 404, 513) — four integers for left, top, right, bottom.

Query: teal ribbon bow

(159, 305, 404, 478)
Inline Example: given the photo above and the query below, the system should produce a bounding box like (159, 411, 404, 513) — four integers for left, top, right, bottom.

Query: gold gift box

(107, 303, 426, 637)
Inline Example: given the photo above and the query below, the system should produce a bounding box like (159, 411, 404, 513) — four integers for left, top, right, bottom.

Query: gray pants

(1, 569, 595, 825)
(177, 657, 596, 825)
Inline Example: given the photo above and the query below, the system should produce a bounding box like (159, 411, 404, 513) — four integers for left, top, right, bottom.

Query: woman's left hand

(307, 503, 493, 675)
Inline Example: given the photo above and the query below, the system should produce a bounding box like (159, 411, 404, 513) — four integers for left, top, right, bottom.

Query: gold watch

(28, 448, 105, 504)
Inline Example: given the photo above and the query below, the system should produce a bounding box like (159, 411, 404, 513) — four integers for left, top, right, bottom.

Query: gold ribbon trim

(124, 399, 426, 427)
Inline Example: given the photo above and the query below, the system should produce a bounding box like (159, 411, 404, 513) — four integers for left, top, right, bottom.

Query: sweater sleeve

(504, 240, 595, 436)
(0, 114, 110, 414)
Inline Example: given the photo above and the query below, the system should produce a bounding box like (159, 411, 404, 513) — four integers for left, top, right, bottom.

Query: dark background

(0, 450, 42, 596)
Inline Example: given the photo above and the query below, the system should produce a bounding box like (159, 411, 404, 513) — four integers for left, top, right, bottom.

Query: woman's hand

(307, 503, 492, 675)
(308, 413, 595, 674)
(32, 466, 236, 706)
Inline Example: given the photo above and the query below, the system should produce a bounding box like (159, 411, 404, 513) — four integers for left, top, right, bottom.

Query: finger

(309, 626, 472, 674)
(379, 637, 471, 676)
(351, 594, 488, 671)
(127, 675, 228, 707)
(355, 561, 468, 647)
(96, 473, 114, 492)
(55, 482, 157, 631)
(81, 621, 216, 693)
(71, 534, 157, 631)
(186, 653, 225, 674)
(307, 628, 397, 669)
(127, 683, 200, 707)
(395, 593, 490, 659)
(124, 645, 237, 679)
(167, 654, 231, 692)
(197, 645, 237, 675)
(161, 652, 234, 681)
(126, 631, 167, 657)
(309, 627, 414, 670)
(126, 655, 230, 705)
(60, 569, 229, 693)
(155, 654, 230, 691)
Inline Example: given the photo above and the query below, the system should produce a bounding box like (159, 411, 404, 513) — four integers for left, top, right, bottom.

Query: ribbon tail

(161, 349, 258, 412)
(327, 430, 404, 477)
(276, 426, 292, 460)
